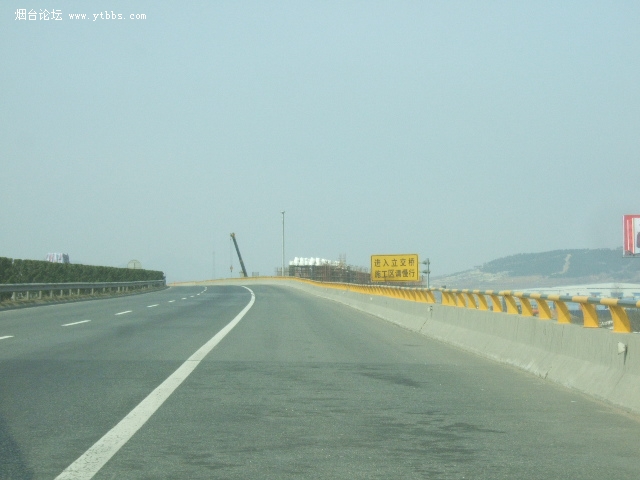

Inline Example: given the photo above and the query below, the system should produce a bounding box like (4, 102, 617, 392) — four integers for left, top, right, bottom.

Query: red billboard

(623, 215, 640, 256)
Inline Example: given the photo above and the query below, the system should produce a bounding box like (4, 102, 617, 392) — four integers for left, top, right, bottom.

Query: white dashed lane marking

(147, 304, 159, 308)
(62, 320, 92, 327)
(0, 336, 14, 340)
(115, 311, 132, 316)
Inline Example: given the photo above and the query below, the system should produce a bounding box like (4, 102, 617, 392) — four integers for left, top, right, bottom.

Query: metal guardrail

(0, 280, 166, 301)
(436, 288, 640, 333)
(271, 278, 640, 334)
(181, 277, 640, 333)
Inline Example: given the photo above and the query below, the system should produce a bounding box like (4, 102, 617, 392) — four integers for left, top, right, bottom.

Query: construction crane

(230, 233, 248, 278)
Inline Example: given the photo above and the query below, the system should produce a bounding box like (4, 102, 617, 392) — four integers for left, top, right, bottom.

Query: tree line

(0, 257, 165, 284)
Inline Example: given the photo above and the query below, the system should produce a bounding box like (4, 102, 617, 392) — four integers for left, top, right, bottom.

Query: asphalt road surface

(1, 284, 639, 479)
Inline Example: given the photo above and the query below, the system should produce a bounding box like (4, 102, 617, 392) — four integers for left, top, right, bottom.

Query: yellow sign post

(371, 254, 420, 282)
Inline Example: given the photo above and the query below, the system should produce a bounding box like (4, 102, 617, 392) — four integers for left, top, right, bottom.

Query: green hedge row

(0, 257, 165, 284)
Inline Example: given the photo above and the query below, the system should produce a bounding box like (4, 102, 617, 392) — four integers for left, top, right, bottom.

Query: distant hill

(433, 248, 640, 289)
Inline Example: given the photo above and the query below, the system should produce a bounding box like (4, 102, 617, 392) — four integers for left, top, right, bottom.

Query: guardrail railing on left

(0, 280, 166, 302)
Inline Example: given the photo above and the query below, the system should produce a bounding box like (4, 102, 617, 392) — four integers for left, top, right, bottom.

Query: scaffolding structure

(283, 256, 424, 286)
(288, 263, 369, 284)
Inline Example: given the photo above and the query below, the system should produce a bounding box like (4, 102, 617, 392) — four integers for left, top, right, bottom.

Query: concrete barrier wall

(193, 278, 640, 415)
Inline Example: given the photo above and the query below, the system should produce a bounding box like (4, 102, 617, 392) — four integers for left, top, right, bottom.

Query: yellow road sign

(371, 254, 419, 282)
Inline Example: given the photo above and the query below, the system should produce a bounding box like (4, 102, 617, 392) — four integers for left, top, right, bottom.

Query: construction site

(286, 257, 371, 284)
(230, 234, 422, 285)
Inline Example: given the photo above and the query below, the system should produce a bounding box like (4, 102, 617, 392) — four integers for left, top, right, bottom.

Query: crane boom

(230, 233, 248, 278)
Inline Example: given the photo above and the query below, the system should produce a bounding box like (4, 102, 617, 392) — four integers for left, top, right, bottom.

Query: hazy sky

(2, 1, 639, 282)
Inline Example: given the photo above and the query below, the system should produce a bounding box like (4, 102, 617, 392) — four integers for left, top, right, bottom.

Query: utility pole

(281, 211, 285, 277)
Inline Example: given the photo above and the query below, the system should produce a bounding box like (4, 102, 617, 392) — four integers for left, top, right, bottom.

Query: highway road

(1, 284, 639, 479)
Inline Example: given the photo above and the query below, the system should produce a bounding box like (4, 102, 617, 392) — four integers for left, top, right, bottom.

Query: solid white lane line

(115, 310, 132, 316)
(147, 304, 159, 308)
(55, 286, 256, 480)
(0, 336, 14, 340)
(62, 320, 92, 327)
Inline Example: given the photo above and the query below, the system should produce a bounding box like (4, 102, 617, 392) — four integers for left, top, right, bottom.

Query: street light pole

(281, 211, 285, 277)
